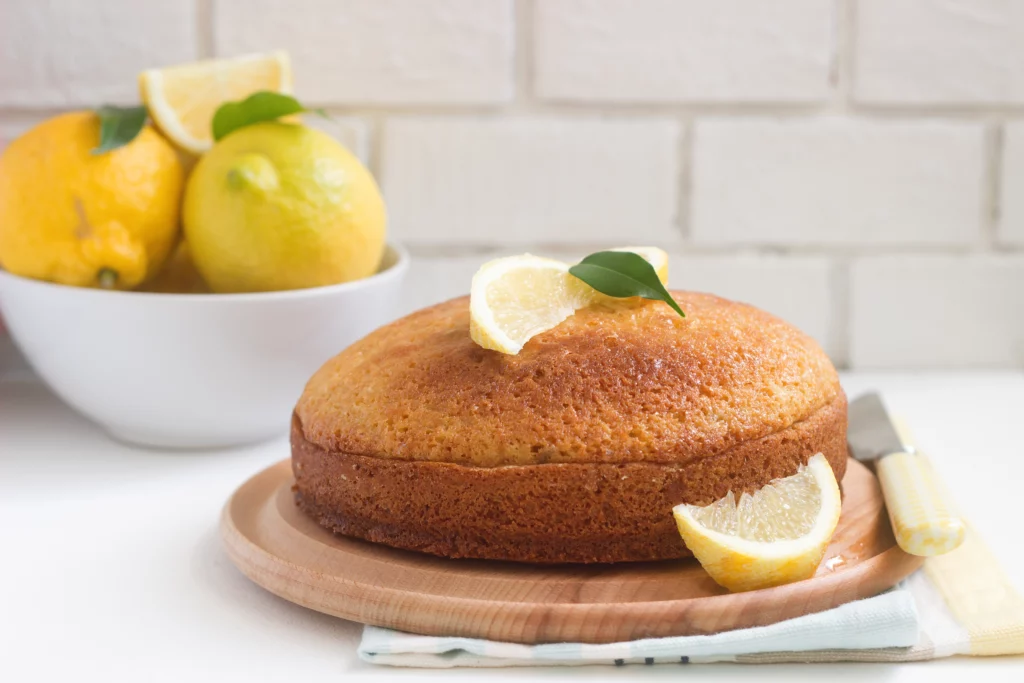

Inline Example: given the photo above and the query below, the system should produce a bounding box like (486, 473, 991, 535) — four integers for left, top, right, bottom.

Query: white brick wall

(691, 119, 985, 246)
(214, 0, 514, 105)
(851, 256, 1024, 368)
(381, 118, 681, 245)
(2, 0, 1023, 368)
(0, 0, 197, 107)
(534, 0, 833, 103)
(999, 122, 1024, 246)
(855, 0, 1024, 105)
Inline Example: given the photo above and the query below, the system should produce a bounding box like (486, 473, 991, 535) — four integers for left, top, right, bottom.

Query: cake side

(291, 390, 848, 564)
(295, 293, 840, 468)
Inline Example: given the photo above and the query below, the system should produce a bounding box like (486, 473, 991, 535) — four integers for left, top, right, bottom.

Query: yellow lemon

(0, 112, 184, 289)
(183, 122, 386, 293)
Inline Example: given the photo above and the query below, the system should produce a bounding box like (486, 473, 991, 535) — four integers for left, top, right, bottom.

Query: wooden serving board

(221, 458, 923, 644)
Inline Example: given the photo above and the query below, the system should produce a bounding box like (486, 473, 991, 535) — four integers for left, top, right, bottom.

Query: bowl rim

(0, 242, 410, 303)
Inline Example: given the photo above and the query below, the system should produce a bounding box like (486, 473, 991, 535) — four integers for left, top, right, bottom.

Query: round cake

(292, 292, 847, 563)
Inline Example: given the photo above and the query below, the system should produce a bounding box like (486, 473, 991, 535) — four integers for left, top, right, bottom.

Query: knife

(847, 392, 965, 557)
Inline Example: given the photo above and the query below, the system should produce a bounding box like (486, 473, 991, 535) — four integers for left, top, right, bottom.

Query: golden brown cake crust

(295, 293, 841, 468)
(292, 392, 848, 563)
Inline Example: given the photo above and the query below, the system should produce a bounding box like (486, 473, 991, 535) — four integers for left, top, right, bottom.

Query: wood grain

(221, 458, 923, 644)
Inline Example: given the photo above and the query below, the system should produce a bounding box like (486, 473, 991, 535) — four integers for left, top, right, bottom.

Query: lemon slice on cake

(673, 453, 842, 592)
(140, 51, 292, 154)
(469, 254, 594, 355)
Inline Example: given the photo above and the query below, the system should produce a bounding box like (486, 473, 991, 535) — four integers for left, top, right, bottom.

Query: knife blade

(848, 392, 965, 556)
(848, 392, 916, 462)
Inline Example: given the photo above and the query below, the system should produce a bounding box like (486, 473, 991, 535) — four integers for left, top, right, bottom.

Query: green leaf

(569, 251, 685, 317)
(212, 91, 327, 141)
(92, 105, 148, 154)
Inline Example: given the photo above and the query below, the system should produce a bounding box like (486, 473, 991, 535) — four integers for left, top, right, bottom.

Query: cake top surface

(295, 293, 840, 467)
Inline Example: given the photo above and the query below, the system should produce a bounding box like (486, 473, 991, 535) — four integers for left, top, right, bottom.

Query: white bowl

(0, 244, 409, 448)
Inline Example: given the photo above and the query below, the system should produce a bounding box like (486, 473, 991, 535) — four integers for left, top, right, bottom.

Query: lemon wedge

(469, 254, 594, 355)
(609, 246, 669, 284)
(140, 51, 293, 154)
(673, 453, 842, 592)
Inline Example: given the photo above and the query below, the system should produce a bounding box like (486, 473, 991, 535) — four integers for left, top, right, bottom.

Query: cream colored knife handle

(875, 451, 966, 556)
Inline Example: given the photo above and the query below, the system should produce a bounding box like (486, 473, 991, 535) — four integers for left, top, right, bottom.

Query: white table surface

(2, 359, 1023, 681)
